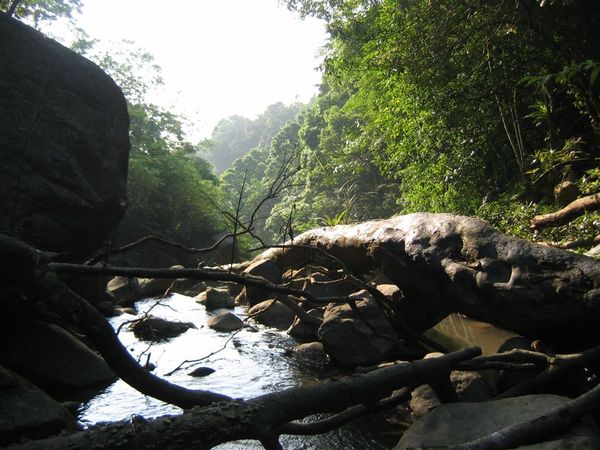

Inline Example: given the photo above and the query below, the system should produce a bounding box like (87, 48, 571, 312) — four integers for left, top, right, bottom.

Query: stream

(77, 293, 398, 449)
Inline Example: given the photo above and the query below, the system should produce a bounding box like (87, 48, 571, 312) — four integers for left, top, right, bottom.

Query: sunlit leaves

(1, 0, 82, 25)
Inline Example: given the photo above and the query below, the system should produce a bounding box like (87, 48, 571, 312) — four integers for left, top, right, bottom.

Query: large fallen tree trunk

(258, 213, 600, 347)
(3, 214, 600, 448)
(14, 347, 481, 449)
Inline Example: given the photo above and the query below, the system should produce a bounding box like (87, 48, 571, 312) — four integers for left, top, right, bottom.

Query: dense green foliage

(219, 0, 599, 245)
(78, 43, 228, 263)
(12, 0, 599, 256)
(207, 102, 304, 174)
(0, 0, 81, 24)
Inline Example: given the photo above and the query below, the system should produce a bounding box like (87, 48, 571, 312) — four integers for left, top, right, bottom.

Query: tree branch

(495, 343, 600, 399)
(14, 348, 481, 449)
(276, 386, 412, 435)
(49, 263, 337, 325)
(531, 193, 600, 230)
(449, 381, 600, 449)
(85, 232, 243, 266)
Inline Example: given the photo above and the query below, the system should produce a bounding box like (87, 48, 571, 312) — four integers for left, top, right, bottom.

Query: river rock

(410, 369, 496, 417)
(0, 14, 129, 260)
(0, 365, 77, 446)
(376, 284, 402, 302)
(207, 312, 244, 332)
(107, 276, 141, 303)
(178, 281, 207, 297)
(318, 292, 398, 366)
(162, 277, 200, 296)
(281, 267, 309, 290)
(224, 281, 244, 298)
(301, 271, 356, 298)
(131, 316, 196, 341)
(196, 287, 234, 310)
(138, 276, 177, 298)
(288, 308, 324, 342)
(292, 342, 328, 366)
(0, 321, 115, 391)
(188, 367, 215, 378)
(248, 299, 295, 329)
(396, 394, 600, 449)
(240, 259, 282, 305)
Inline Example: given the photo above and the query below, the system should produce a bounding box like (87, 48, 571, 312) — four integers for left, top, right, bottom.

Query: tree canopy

(230, 0, 600, 244)
(0, 0, 82, 24)
(206, 102, 304, 174)
(75, 41, 229, 265)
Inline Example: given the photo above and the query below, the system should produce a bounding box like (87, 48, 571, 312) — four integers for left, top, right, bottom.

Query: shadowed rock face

(0, 14, 129, 260)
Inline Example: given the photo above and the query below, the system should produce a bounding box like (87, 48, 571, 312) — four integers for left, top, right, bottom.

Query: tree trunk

(531, 193, 600, 229)
(13, 347, 480, 449)
(259, 213, 600, 347)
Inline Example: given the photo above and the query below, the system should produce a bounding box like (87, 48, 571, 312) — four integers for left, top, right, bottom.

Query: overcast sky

(58, 0, 327, 140)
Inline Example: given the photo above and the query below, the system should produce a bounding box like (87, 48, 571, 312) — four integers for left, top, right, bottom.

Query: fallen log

(531, 193, 600, 229)
(258, 213, 600, 347)
(14, 347, 480, 449)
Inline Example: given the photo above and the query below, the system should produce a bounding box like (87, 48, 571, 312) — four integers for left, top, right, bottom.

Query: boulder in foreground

(0, 14, 129, 260)
(396, 394, 600, 449)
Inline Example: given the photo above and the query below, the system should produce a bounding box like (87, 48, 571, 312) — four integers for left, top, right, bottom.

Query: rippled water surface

(79, 293, 392, 449)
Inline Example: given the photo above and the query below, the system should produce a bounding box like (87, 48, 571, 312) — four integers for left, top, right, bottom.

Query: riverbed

(78, 293, 399, 449)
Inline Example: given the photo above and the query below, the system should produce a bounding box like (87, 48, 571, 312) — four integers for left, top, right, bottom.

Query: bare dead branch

(531, 193, 600, 230)
(48, 263, 343, 323)
(276, 386, 412, 435)
(37, 271, 231, 408)
(14, 347, 481, 449)
(86, 232, 243, 266)
(495, 343, 600, 399)
(163, 328, 243, 377)
(230, 169, 248, 272)
(449, 381, 600, 450)
(546, 234, 600, 250)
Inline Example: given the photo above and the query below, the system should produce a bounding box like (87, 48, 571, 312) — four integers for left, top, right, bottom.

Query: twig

(230, 169, 248, 273)
(495, 343, 600, 399)
(49, 263, 350, 319)
(163, 328, 243, 377)
(450, 381, 600, 449)
(276, 386, 412, 435)
(85, 232, 244, 266)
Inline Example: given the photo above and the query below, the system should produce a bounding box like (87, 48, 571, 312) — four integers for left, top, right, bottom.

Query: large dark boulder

(396, 394, 600, 449)
(0, 364, 77, 446)
(0, 14, 129, 260)
(257, 213, 600, 348)
(0, 320, 116, 392)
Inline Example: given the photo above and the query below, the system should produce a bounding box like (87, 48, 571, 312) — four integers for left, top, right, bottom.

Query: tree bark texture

(258, 213, 600, 346)
(14, 347, 480, 449)
(531, 193, 600, 229)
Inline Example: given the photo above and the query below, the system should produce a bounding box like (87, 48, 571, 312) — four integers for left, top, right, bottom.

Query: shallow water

(433, 314, 518, 354)
(79, 293, 392, 449)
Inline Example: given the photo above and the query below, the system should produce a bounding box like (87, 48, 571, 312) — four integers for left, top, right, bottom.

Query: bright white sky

(58, 0, 327, 140)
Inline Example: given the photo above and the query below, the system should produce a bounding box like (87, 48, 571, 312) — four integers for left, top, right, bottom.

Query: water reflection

(433, 314, 518, 354)
(79, 293, 390, 449)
